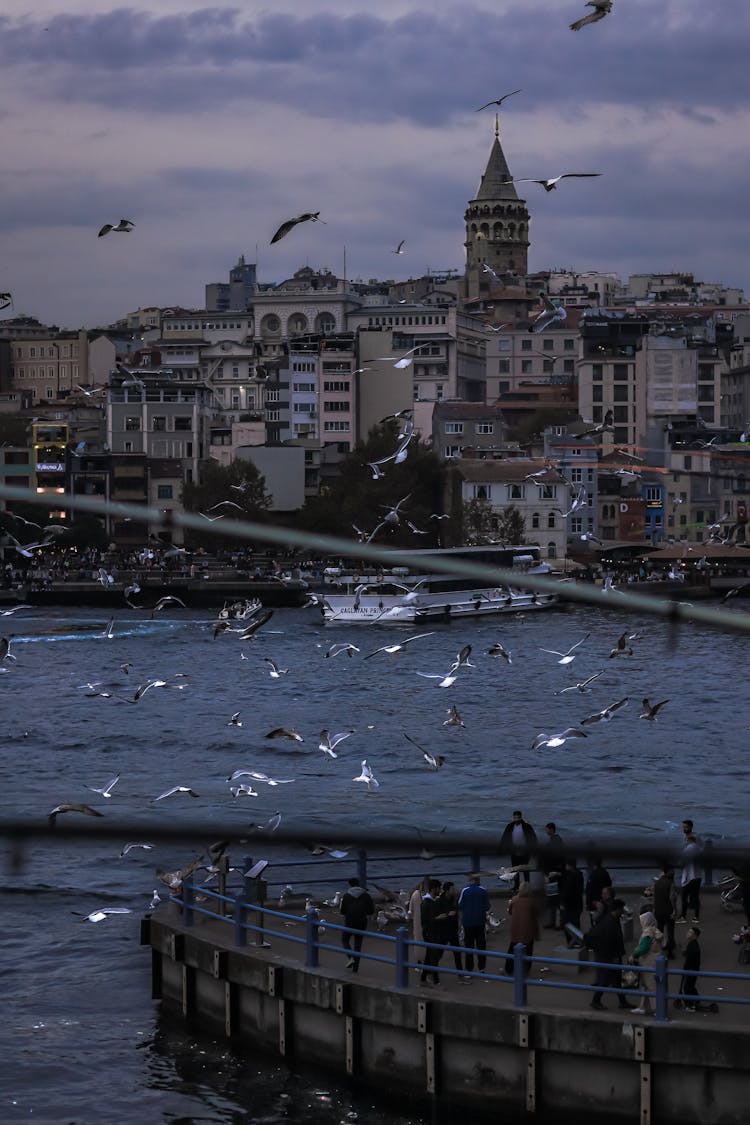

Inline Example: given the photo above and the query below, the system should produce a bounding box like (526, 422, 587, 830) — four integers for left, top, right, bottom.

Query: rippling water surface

(3, 602, 748, 1123)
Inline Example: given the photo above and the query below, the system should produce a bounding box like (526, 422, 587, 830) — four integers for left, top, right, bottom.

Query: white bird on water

(353, 760, 379, 791)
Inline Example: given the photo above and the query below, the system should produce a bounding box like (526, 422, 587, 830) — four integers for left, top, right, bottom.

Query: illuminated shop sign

(36, 462, 65, 472)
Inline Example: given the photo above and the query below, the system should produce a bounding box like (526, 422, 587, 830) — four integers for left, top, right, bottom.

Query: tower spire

(495, 113, 499, 139)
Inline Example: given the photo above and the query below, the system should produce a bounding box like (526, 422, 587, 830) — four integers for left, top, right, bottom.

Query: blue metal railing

(171, 875, 750, 1023)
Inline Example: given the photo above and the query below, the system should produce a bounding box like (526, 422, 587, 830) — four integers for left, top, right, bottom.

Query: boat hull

(322, 588, 556, 624)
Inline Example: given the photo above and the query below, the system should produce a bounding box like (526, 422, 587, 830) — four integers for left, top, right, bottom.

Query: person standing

(435, 881, 462, 975)
(408, 875, 430, 967)
(419, 879, 444, 986)
(680, 926, 702, 1011)
(504, 883, 540, 977)
(540, 822, 565, 928)
(458, 873, 490, 981)
(558, 858, 585, 944)
(339, 877, 375, 973)
(678, 835, 702, 923)
(586, 856, 613, 923)
(652, 864, 677, 958)
(584, 898, 635, 1011)
(500, 810, 537, 888)
(629, 910, 664, 1015)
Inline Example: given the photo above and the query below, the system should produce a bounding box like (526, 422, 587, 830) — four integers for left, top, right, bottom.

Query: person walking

(408, 875, 430, 967)
(558, 857, 585, 944)
(652, 864, 677, 958)
(678, 834, 702, 923)
(458, 873, 490, 981)
(584, 898, 635, 1011)
(629, 910, 665, 1015)
(680, 926, 702, 1011)
(540, 822, 565, 928)
(419, 879, 444, 986)
(585, 856, 613, 923)
(504, 882, 540, 977)
(499, 810, 537, 888)
(339, 877, 375, 973)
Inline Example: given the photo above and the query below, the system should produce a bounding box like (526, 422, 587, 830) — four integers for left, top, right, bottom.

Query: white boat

(318, 546, 558, 625)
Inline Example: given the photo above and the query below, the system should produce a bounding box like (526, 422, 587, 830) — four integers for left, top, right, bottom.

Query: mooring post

(395, 925, 410, 989)
(513, 943, 527, 1007)
(305, 907, 320, 968)
(183, 874, 194, 928)
(233, 891, 247, 948)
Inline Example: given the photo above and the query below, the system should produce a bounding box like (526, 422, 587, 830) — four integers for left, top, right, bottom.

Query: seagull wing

(270, 217, 299, 244)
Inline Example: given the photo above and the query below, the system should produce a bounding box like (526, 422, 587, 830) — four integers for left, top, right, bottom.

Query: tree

(463, 500, 526, 545)
(181, 459, 271, 548)
(296, 424, 449, 548)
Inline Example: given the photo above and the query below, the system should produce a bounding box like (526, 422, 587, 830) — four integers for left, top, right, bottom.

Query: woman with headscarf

(629, 910, 664, 1015)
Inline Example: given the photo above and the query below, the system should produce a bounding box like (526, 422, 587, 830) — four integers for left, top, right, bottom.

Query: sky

(0, 0, 749, 329)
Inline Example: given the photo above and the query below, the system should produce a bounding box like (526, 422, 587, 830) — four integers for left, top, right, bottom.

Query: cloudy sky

(0, 0, 748, 328)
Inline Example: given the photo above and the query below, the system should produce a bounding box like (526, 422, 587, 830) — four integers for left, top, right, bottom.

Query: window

(498, 359, 510, 373)
(157, 485, 173, 499)
(592, 364, 603, 380)
(521, 339, 532, 351)
(531, 511, 540, 529)
(436, 384, 444, 401)
(564, 339, 575, 351)
(174, 416, 192, 431)
(444, 422, 464, 434)
(323, 420, 350, 431)
(543, 339, 554, 351)
(645, 486, 661, 502)
(125, 417, 140, 431)
(571, 516, 583, 533)
(563, 359, 575, 374)
(521, 360, 532, 374)
(322, 381, 349, 392)
(153, 416, 166, 432)
(570, 467, 583, 483)
(473, 484, 491, 500)
(613, 385, 629, 402)
(294, 402, 315, 413)
(475, 423, 494, 435)
(538, 484, 556, 499)
(547, 542, 557, 558)
(613, 406, 628, 423)
(592, 385, 603, 403)
(547, 512, 556, 528)
(613, 363, 630, 380)
(509, 484, 525, 499)
(444, 445, 462, 458)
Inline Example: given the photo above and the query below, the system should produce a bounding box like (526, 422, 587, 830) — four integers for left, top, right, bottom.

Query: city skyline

(0, 0, 748, 327)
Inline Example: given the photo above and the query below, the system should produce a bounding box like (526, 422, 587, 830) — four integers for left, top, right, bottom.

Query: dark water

(2, 603, 748, 1124)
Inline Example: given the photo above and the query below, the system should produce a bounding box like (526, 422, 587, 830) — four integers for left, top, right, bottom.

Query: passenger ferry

(318, 545, 558, 625)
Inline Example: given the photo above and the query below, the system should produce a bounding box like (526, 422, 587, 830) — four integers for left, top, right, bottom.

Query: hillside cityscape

(2, 125, 749, 566)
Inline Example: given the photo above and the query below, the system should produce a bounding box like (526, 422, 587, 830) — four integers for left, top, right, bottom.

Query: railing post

(357, 848, 368, 888)
(233, 891, 247, 948)
(513, 942, 527, 1007)
(395, 925, 409, 989)
(470, 848, 481, 873)
(654, 953, 669, 1022)
(182, 874, 194, 928)
(305, 907, 320, 968)
(242, 854, 254, 899)
(702, 837, 714, 887)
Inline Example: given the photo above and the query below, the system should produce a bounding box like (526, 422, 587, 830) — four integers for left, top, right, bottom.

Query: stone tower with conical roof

(463, 117, 529, 301)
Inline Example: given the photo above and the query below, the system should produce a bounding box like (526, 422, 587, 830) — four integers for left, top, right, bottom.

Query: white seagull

(226, 770, 294, 786)
(554, 671, 604, 695)
(580, 697, 629, 725)
(86, 775, 120, 798)
(154, 785, 200, 801)
(230, 784, 259, 798)
(81, 907, 133, 923)
(353, 760, 379, 790)
(325, 643, 360, 659)
(532, 728, 588, 750)
(376, 344, 423, 369)
(263, 657, 288, 679)
(120, 842, 154, 857)
(98, 219, 134, 237)
(540, 633, 589, 665)
(365, 631, 435, 660)
(319, 729, 355, 758)
(530, 291, 567, 332)
(506, 173, 602, 193)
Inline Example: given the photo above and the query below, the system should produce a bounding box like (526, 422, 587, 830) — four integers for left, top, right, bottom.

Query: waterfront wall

(145, 914, 750, 1125)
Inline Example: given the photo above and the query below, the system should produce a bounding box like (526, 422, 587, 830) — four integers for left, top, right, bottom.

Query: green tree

(297, 424, 449, 548)
(463, 500, 526, 545)
(181, 459, 271, 548)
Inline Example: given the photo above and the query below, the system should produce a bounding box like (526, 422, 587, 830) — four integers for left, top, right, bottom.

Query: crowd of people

(334, 812, 729, 1013)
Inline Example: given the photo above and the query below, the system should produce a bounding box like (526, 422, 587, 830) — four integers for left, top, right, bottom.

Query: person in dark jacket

(499, 810, 537, 888)
(584, 898, 634, 1010)
(435, 881, 462, 974)
(458, 873, 490, 979)
(680, 926, 701, 1010)
(652, 865, 677, 958)
(540, 822, 565, 927)
(585, 856, 613, 921)
(340, 877, 375, 973)
(558, 858, 585, 944)
(420, 879, 444, 985)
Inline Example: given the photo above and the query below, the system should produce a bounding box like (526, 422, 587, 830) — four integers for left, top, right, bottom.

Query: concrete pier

(145, 889, 750, 1124)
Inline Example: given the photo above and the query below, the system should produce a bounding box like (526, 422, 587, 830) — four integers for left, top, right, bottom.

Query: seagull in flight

(253, 811, 282, 832)
(540, 633, 589, 665)
(48, 803, 104, 827)
(443, 704, 465, 727)
(487, 641, 512, 663)
(98, 219, 134, 237)
(120, 842, 154, 857)
(364, 631, 434, 660)
(325, 642, 360, 659)
(530, 291, 567, 332)
(265, 727, 304, 742)
(0, 291, 13, 310)
(154, 785, 200, 801)
(570, 0, 613, 32)
(404, 733, 445, 770)
(86, 775, 120, 798)
(393, 240, 406, 254)
(270, 212, 324, 244)
(352, 760, 379, 791)
(475, 88, 522, 112)
(263, 657, 288, 679)
(79, 907, 133, 923)
(639, 698, 669, 721)
(228, 712, 243, 727)
(376, 344, 423, 370)
(532, 728, 588, 750)
(226, 770, 294, 786)
(555, 671, 604, 695)
(506, 173, 602, 193)
(580, 697, 628, 725)
(319, 729, 354, 758)
(230, 783, 259, 798)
